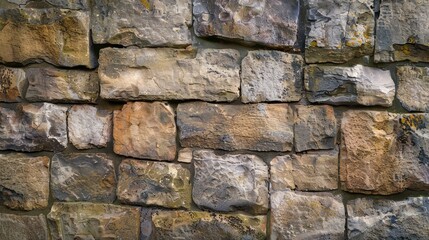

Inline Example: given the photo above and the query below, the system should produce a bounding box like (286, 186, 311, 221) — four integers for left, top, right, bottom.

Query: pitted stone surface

(0, 66, 26, 102)
(397, 66, 429, 112)
(0, 214, 49, 240)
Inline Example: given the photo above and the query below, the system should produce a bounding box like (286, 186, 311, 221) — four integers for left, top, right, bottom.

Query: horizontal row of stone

(1, 195, 428, 239)
(1, 0, 428, 65)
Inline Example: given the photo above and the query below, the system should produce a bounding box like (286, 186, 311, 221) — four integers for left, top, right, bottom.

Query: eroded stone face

(113, 102, 176, 161)
(177, 102, 294, 151)
(305, 0, 374, 63)
(397, 66, 429, 112)
(192, 150, 269, 214)
(193, 0, 300, 49)
(0, 8, 95, 68)
(117, 159, 191, 209)
(0, 214, 49, 240)
(0, 154, 49, 210)
(51, 153, 117, 202)
(0, 66, 26, 102)
(47, 202, 141, 240)
(91, 0, 191, 47)
(347, 197, 429, 239)
(0, 103, 68, 152)
(68, 105, 112, 149)
(294, 105, 337, 152)
(375, 0, 429, 62)
(0, 0, 89, 9)
(305, 65, 395, 107)
(151, 210, 267, 240)
(241, 50, 303, 103)
(270, 191, 345, 239)
(99, 48, 240, 102)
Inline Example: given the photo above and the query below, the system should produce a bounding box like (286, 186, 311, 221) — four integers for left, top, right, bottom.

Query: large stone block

(375, 0, 429, 62)
(117, 159, 191, 209)
(0, 66, 26, 102)
(0, 8, 95, 68)
(241, 50, 303, 103)
(0, 103, 68, 152)
(51, 153, 116, 202)
(47, 202, 140, 240)
(0, 214, 49, 240)
(91, 0, 191, 47)
(193, 0, 300, 49)
(305, 0, 374, 63)
(0, 154, 49, 210)
(305, 65, 395, 107)
(113, 102, 176, 161)
(177, 102, 294, 151)
(192, 150, 269, 214)
(270, 191, 345, 239)
(347, 197, 429, 239)
(99, 47, 240, 102)
(397, 66, 429, 112)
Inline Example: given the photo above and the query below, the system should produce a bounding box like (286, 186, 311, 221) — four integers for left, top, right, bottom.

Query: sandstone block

(0, 66, 26, 102)
(177, 148, 192, 163)
(397, 66, 429, 111)
(0, 214, 48, 240)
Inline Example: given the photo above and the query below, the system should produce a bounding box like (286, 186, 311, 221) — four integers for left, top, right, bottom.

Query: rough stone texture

(347, 197, 429, 239)
(305, 0, 374, 63)
(117, 159, 191, 209)
(0, 154, 49, 210)
(0, 8, 95, 68)
(271, 150, 339, 191)
(47, 202, 141, 240)
(0, 214, 49, 240)
(68, 105, 112, 149)
(25, 68, 98, 103)
(294, 105, 337, 152)
(241, 50, 303, 103)
(51, 153, 116, 203)
(99, 47, 240, 102)
(178, 102, 294, 151)
(0, 103, 68, 152)
(0, 0, 89, 9)
(91, 0, 191, 47)
(270, 191, 345, 240)
(305, 65, 395, 107)
(151, 210, 267, 240)
(177, 148, 192, 163)
(113, 102, 176, 161)
(193, 0, 300, 49)
(0, 66, 26, 102)
(192, 150, 269, 214)
(375, 0, 429, 63)
(397, 66, 429, 112)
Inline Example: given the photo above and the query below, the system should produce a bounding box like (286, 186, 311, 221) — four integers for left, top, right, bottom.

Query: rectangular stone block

(177, 102, 294, 151)
(99, 47, 240, 102)
(0, 214, 48, 240)
(0, 66, 26, 102)
(0, 8, 95, 68)
(397, 66, 429, 112)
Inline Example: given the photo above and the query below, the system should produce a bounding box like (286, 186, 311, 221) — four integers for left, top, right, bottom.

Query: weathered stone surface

(0, 154, 49, 210)
(193, 0, 300, 49)
(117, 159, 191, 209)
(0, 103, 68, 152)
(294, 105, 337, 152)
(397, 66, 429, 112)
(0, 8, 95, 68)
(114, 102, 176, 161)
(0, 214, 48, 240)
(305, 65, 395, 107)
(99, 48, 240, 102)
(177, 148, 192, 163)
(0, 66, 26, 102)
(177, 102, 294, 151)
(91, 0, 191, 47)
(375, 0, 429, 62)
(25, 68, 98, 103)
(0, 0, 89, 9)
(68, 105, 112, 149)
(151, 211, 266, 240)
(51, 153, 116, 202)
(47, 202, 140, 240)
(192, 150, 269, 214)
(270, 191, 345, 239)
(241, 51, 303, 103)
(305, 0, 374, 63)
(347, 197, 429, 239)
(270, 150, 339, 191)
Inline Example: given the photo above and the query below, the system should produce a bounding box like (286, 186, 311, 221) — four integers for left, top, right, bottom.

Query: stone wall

(0, 0, 428, 239)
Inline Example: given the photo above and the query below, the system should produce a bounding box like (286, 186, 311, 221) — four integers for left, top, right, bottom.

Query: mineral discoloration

(0, 66, 26, 102)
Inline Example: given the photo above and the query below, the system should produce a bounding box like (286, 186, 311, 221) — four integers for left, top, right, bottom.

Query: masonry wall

(0, 0, 428, 239)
